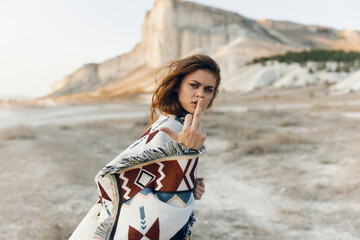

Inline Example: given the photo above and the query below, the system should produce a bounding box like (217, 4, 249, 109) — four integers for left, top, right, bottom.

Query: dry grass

(3, 97, 360, 239)
(241, 132, 311, 155)
(204, 109, 313, 157)
(57, 125, 71, 130)
(241, 141, 279, 155)
(40, 223, 72, 240)
(273, 132, 310, 145)
(0, 125, 35, 140)
(278, 208, 312, 231)
(330, 162, 360, 198)
(278, 120, 300, 127)
(242, 127, 270, 140)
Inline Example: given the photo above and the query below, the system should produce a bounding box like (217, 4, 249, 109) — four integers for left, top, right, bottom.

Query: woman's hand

(194, 177, 205, 200)
(159, 98, 206, 150)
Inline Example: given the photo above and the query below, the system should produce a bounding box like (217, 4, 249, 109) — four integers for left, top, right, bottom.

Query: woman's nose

(196, 89, 205, 98)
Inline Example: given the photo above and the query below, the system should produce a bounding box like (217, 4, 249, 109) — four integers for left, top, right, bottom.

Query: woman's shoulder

(153, 114, 184, 132)
(113, 114, 183, 160)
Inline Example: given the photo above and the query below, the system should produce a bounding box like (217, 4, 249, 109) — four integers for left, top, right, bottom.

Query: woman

(70, 54, 221, 240)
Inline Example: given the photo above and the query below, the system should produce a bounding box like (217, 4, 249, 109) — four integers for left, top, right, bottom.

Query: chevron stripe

(183, 159, 192, 189)
(119, 172, 131, 200)
(155, 162, 165, 191)
(139, 206, 147, 230)
(185, 158, 196, 189)
(189, 158, 199, 185)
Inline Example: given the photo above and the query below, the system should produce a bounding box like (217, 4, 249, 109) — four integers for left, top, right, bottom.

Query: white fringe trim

(99, 142, 206, 177)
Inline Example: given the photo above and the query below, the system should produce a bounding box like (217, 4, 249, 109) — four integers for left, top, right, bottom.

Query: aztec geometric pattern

(128, 205, 159, 240)
(69, 114, 204, 240)
(119, 158, 198, 202)
(112, 187, 195, 239)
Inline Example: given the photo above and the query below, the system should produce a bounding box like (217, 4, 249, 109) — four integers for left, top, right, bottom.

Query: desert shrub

(252, 50, 360, 64)
(279, 120, 300, 127)
(241, 141, 278, 155)
(58, 125, 71, 130)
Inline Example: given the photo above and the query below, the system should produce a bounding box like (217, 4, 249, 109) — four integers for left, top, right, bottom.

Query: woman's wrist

(177, 142, 207, 154)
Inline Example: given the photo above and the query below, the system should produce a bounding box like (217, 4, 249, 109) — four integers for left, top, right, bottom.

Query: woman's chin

(184, 106, 206, 115)
(185, 108, 195, 115)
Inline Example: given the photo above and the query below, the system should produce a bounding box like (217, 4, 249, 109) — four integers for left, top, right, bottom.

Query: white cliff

(49, 0, 360, 99)
(221, 61, 353, 93)
(330, 70, 360, 94)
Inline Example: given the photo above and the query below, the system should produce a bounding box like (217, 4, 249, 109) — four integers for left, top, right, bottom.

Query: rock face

(51, 64, 99, 96)
(49, 0, 360, 98)
(221, 62, 352, 93)
(330, 70, 360, 94)
(51, 44, 146, 97)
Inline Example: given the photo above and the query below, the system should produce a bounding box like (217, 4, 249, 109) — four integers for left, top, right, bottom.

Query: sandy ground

(1, 87, 360, 240)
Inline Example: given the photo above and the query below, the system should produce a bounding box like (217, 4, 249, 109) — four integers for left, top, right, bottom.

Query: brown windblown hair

(150, 54, 221, 125)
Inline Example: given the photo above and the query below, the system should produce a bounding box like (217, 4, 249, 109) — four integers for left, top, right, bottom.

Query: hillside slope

(46, 0, 360, 103)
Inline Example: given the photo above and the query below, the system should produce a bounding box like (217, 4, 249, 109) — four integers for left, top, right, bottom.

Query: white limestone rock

(221, 61, 351, 93)
(330, 70, 360, 94)
(49, 0, 360, 97)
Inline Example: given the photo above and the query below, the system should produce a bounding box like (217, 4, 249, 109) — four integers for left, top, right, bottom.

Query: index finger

(191, 98, 203, 129)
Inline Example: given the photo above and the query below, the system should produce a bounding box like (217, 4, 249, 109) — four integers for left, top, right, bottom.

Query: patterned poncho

(69, 114, 205, 240)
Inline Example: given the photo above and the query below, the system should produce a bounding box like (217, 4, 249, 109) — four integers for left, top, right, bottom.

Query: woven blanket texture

(69, 114, 204, 240)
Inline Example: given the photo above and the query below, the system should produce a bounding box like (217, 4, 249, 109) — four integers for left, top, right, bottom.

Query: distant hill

(46, 0, 360, 102)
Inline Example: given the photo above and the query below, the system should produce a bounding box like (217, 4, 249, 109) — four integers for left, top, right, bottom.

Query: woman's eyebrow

(191, 80, 201, 85)
(191, 80, 215, 88)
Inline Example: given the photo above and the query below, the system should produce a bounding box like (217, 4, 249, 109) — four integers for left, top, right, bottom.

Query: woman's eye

(190, 84, 198, 88)
(206, 88, 214, 93)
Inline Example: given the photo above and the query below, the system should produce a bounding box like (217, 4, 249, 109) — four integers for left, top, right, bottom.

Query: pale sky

(1, 0, 359, 98)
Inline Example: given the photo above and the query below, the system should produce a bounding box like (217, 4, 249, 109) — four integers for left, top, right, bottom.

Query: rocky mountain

(48, 0, 360, 100)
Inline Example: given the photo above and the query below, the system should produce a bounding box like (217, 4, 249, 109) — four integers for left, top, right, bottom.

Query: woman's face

(177, 69, 216, 114)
